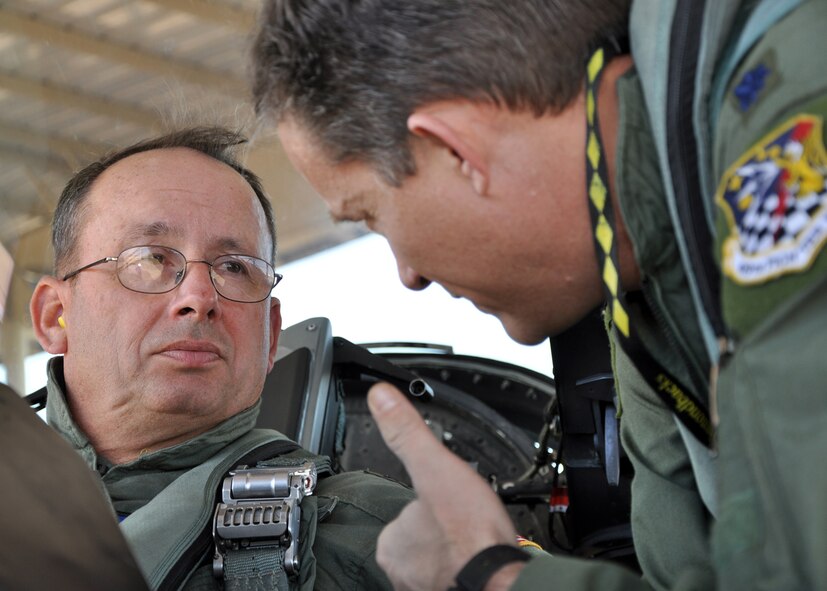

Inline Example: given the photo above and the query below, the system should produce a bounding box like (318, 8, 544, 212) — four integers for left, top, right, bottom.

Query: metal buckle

(213, 461, 317, 578)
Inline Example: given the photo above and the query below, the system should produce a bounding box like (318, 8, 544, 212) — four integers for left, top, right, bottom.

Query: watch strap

(451, 544, 530, 591)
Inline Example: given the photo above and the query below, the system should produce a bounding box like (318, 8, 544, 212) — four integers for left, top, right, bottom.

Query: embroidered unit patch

(717, 114, 827, 285)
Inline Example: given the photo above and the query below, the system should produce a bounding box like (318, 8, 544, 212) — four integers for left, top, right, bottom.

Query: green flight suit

(44, 357, 415, 590)
(710, 1, 827, 587)
(513, 0, 827, 589)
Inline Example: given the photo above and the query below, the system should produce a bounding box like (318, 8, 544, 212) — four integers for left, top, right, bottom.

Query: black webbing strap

(25, 386, 47, 412)
(549, 306, 634, 559)
(584, 46, 713, 448)
(450, 545, 530, 591)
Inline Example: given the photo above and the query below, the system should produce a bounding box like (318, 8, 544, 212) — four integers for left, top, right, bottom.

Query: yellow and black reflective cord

(585, 47, 630, 339)
(584, 46, 714, 447)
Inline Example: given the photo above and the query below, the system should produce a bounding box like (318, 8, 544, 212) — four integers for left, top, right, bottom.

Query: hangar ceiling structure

(0, 0, 366, 391)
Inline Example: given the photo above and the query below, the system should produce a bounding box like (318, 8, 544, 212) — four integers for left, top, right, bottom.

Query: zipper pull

(707, 336, 734, 454)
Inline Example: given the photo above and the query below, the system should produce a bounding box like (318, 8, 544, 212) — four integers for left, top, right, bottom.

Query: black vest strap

(549, 308, 634, 561)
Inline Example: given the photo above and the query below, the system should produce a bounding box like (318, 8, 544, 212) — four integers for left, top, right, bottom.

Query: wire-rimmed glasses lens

(115, 246, 279, 303)
(61, 245, 281, 303)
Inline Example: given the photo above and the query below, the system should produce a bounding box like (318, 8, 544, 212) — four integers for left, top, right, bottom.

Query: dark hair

(251, 0, 630, 184)
(52, 127, 277, 275)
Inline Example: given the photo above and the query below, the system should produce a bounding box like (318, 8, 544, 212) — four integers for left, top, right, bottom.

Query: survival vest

(121, 429, 332, 591)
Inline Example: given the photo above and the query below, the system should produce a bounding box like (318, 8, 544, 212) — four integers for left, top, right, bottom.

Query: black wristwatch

(450, 545, 531, 591)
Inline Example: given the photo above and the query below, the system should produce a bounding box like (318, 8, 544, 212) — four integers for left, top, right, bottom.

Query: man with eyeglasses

(27, 127, 413, 590)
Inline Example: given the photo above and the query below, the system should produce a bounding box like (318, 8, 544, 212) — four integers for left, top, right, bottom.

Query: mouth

(158, 341, 222, 367)
(444, 287, 495, 315)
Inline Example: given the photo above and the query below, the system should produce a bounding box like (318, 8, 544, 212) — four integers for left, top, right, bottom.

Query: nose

(172, 261, 219, 319)
(396, 259, 432, 291)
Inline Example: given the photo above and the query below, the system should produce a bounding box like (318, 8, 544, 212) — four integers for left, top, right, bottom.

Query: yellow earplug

(58, 316, 66, 329)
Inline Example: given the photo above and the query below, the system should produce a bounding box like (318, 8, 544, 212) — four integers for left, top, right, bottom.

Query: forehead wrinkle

(123, 221, 180, 244)
(121, 222, 255, 256)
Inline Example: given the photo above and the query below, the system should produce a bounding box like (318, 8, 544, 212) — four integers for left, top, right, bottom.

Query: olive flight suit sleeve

(613, 344, 715, 591)
(709, 2, 827, 588)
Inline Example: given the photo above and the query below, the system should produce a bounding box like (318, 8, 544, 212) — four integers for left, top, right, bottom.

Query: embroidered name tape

(717, 114, 827, 285)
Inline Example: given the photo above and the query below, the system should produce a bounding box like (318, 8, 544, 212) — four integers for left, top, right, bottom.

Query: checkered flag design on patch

(737, 177, 826, 254)
(718, 115, 827, 285)
(722, 117, 827, 255)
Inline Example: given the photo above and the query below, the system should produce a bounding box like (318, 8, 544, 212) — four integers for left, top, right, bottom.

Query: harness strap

(224, 543, 289, 591)
(215, 456, 328, 591)
(121, 430, 307, 590)
(585, 46, 714, 448)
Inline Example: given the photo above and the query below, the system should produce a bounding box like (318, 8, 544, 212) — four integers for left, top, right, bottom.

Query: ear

(30, 276, 69, 354)
(266, 296, 283, 372)
(407, 103, 490, 196)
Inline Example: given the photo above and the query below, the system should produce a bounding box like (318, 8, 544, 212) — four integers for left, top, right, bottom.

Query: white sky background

(12, 232, 552, 394)
(277, 233, 552, 376)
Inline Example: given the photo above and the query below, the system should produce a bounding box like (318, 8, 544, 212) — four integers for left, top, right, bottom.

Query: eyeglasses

(62, 245, 283, 303)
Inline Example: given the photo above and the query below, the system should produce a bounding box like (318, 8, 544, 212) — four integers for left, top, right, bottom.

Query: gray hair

(251, 0, 631, 185)
(52, 127, 276, 275)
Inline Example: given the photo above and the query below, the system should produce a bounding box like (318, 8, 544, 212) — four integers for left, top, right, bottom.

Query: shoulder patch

(716, 114, 827, 285)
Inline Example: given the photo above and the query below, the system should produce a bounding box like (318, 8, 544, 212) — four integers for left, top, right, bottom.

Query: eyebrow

(328, 194, 367, 223)
(213, 237, 247, 253)
(328, 209, 362, 224)
(123, 221, 177, 243)
(123, 222, 249, 254)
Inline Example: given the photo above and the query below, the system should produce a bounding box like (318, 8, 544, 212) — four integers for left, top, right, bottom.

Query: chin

(152, 391, 216, 417)
(498, 315, 549, 346)
(151, 378, 228, 414)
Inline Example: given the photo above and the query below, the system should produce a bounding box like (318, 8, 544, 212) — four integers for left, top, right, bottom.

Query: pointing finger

(367, 382, 441, 471)
(368, 382, 479, 497)
(368, 382, 519, 568)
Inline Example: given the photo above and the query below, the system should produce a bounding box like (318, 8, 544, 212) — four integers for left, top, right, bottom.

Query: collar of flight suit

(44, 356, 262, 515)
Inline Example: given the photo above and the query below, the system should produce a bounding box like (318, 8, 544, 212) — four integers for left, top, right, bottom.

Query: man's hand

(368, 382, 525, 591)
